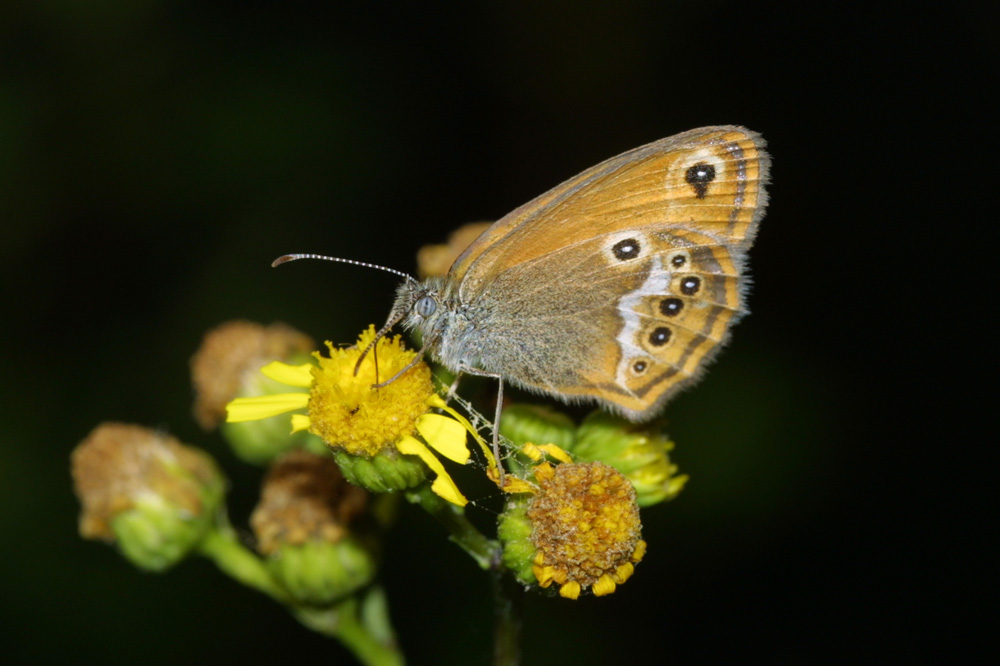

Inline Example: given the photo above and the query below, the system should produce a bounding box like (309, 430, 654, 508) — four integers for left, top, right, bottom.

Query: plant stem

(294, 589, 404, 666)
(197, 525, 291, 604)
(199, 526, 405, 666)
(408, 485, 524, 664)
(492, 569, 524, 666)
(406, 485, 499, 569)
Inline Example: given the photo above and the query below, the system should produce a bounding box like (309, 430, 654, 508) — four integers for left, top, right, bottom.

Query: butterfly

(278, 126, 769, 471)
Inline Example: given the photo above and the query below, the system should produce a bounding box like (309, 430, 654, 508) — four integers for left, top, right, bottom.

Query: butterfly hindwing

(485, 225, 749, 417)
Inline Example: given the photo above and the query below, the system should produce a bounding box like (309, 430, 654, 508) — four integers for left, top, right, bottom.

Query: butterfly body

(393, 126, 769, 421)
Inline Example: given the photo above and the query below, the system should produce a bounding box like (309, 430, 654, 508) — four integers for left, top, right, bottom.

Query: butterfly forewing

(451, 126, 768, 299)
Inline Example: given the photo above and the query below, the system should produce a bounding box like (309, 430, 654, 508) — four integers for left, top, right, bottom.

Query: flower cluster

(71, 225, 702, 666)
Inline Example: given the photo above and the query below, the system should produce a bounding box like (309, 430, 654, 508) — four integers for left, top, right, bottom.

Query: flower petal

(427, 394, 496, 471)
(427, 395, 484, 442)
(615, 562, 635, 582)
(534, 443, 574, 464)
(500, 476, 537, 495)
(396, 435, 468, 507)
(225, 393, 309, 422)
(558, 581, 581, 600)
(592, 574, 617, 597)
(290, 414, 312, 434)
(260, 361, 314, 387)
(416, 413, 469, 464)
(534, 563, 556, 587)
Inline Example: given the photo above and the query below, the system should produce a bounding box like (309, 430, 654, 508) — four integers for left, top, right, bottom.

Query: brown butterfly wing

(449, 126, 769, 419)
(564, 226, 750, 417)
(451, 126, 768, 295)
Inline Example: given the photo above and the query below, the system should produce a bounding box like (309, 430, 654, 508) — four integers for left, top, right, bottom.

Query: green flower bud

(221, 420, 325, 466)
(252, 451, 378, 605)
(72, 423, 225, 572)
(572, 411, 688, 507)
(499, 404, 576, 475)
(191, 320, 321, 464)
(266, 537, 378, 606)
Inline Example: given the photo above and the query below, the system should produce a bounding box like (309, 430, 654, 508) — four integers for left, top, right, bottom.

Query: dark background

(1, 2, 989, 664)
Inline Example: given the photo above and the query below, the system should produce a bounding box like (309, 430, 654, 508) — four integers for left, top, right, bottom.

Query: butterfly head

(390, 276, 452, 346)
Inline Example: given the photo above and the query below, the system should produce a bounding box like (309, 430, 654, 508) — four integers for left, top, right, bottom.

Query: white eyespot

(415, 295, 437, 317)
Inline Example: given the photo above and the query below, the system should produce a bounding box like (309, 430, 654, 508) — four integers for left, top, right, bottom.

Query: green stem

(199, 526, 405, 666)
(408, 485, 524, 663)
(197, 526, 291, 604)
(406, 485, 499, 570)
(294, 589, 404, 666)
(492, 570, 524, 666)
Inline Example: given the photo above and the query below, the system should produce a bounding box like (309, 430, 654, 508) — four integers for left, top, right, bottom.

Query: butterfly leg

(444, 373, 462, 404)
(457, 364, 506, 487)
(493, 376, 505, 487)
(370, 345, 429, 389)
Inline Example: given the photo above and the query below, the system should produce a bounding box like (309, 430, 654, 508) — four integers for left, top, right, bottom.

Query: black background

(1, 2, 990, 664)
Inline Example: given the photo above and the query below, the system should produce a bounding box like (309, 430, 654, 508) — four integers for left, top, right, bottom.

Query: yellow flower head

(226, 326, 475, 506)
(308, 330, 433, 456)
(497, 443, 645, 600)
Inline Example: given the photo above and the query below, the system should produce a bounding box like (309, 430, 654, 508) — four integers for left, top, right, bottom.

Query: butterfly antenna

(272, 253, 418, 284)
(272, 253, 420, 382)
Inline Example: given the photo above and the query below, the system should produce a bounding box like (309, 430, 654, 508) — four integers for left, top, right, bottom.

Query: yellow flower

(226, 326, 477, 507)
(497, 443, 645, 600)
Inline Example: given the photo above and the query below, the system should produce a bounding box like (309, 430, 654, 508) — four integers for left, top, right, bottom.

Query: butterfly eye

(415, 295, 437, 318)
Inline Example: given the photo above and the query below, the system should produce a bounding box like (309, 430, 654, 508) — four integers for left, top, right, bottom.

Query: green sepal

(332, 448, 427, 494)
(497, 495, 537, 585)
(111, 464, 225, 572)
(266, 536, 379, 606)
